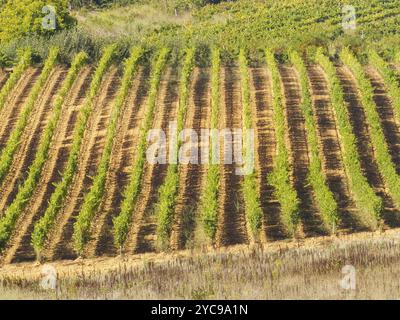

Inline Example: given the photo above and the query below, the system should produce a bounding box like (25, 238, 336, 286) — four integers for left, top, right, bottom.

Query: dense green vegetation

(31, 44, 116, 257)
(72, 46, 142, 255)
(290, 51, 339, 232)
(315, 49, 382, 228)
(0, 0, 75, 43)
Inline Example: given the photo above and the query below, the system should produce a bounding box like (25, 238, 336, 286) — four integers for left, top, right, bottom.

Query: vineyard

(0, 45, 399, 265)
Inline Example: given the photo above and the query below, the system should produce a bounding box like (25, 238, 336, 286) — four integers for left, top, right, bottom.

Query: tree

(0, 0, 75, 44)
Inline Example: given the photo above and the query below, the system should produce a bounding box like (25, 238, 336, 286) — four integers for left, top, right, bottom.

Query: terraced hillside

(0, 48, 400, 264)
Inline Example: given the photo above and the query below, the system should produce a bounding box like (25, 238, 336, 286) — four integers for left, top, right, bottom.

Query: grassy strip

(31, 45, 117, 257)
(0, 48, 60, 250)
(0, 47, 59, 186)
(238, 49, 263, 238)
(368, 50, 400, 126)
(315, 49, 382, 228)
(0, 49, 32, 113)
(265, 49, 300, 236)
(290, 51, 339, 232)
(156, 47, 195, 250)
(0, 52, 87, 251)
(341, 48, 400, 210)
(113, 48, 169, 250)
(72, 47, 143, 255)
(200, 48, 220, 242)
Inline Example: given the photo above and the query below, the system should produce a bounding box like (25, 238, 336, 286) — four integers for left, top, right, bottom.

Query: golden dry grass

(2, 229, 400, 299)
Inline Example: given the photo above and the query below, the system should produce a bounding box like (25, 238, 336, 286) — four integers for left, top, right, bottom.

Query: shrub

(0, 0, 75, 43)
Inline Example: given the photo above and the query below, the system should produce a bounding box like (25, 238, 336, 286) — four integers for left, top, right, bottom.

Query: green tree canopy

(0, 0, 75, 43)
